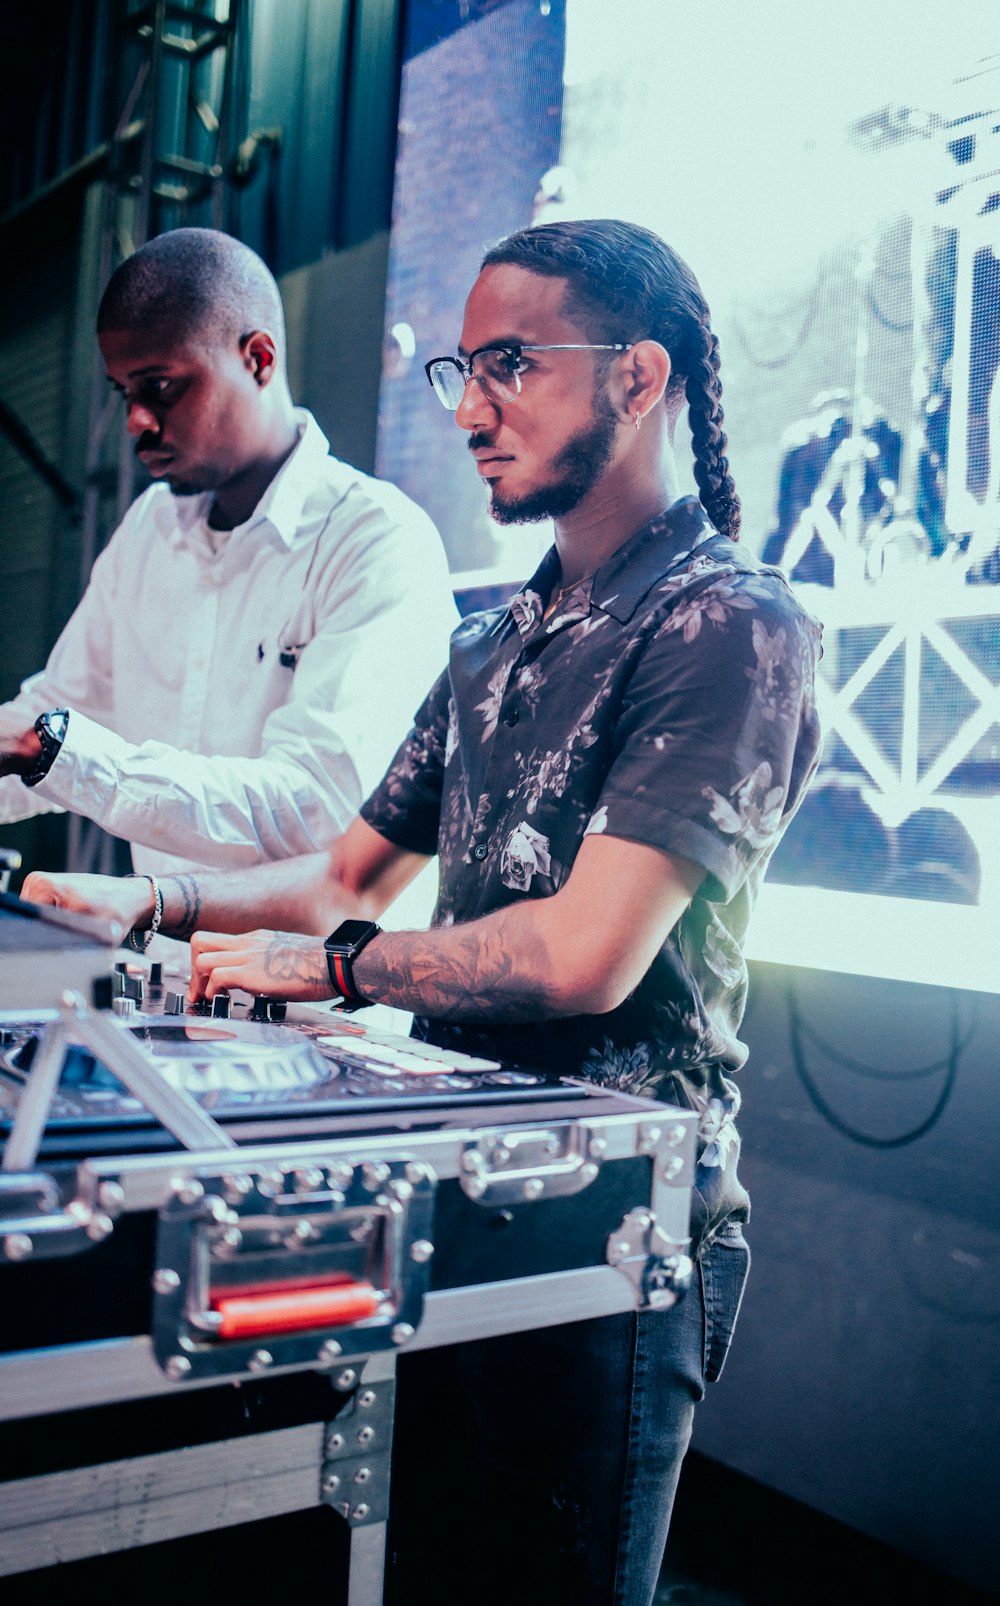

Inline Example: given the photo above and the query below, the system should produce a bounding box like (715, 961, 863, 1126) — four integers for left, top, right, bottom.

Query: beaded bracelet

(125, 872, 163, 953)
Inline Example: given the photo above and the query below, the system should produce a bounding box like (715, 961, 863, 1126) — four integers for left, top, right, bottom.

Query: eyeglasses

(424, 343, 633, 410)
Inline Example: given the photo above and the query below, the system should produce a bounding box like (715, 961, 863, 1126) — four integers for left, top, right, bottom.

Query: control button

(211, 994, 232, 1019)
(149, 962, 163, 988)
(112, 996, 135, 1018)
(472, 844, 488, 861)
(163, 991, 187, 1015)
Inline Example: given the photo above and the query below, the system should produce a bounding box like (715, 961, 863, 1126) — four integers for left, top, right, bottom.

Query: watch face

(328, 919, 377, 950)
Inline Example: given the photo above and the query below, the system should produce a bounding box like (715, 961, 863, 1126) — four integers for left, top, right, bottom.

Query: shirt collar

(168, 409, 330, 551)
(590, 497, 718, 622)
(507, 498, 718, 637)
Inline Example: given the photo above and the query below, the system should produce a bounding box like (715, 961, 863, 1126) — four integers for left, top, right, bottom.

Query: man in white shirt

(0, 229, 456, 888)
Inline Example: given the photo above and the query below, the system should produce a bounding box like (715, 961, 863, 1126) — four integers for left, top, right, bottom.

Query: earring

(634, 412, 642, 432)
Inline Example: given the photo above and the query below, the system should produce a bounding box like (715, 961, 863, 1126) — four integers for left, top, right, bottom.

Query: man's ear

(619, 339, 671, 422)
(242, 330, 279, 388)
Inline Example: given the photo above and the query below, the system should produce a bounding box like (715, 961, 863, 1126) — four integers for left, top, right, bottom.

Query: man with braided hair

(27, 220, 822, 1603)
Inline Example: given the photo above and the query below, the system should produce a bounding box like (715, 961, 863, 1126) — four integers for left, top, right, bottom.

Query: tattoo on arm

(163, 874, 203, 941)
(261, 934, 329, 991)
(357, 911, 558, 1023)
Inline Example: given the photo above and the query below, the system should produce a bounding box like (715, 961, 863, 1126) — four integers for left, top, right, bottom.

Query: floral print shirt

(361, 498, 822, 1247)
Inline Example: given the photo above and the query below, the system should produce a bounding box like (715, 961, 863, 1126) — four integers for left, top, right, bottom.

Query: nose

(455, 373, 499, 433)
(125, 400, 159, 437)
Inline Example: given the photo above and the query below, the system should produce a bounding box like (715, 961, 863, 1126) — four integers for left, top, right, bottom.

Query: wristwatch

(324, 919, 381, 1011)
(23, 709, 70, 788)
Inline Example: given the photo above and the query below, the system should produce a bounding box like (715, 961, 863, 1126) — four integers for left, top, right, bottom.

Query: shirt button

(473, 844, 488, 861)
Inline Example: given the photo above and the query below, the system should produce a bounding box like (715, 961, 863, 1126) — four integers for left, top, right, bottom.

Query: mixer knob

(211, 994, 232, 1019)
(112, 996, 135, 1018)
(149, 962, 163, 989)
(250, 996, 287, 1022)
(163, 991, 187, 1016)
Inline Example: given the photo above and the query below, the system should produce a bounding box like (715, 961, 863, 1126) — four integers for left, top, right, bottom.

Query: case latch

(607, 1206, 693, 1310)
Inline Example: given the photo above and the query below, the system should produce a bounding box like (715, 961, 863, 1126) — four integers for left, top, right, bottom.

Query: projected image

(378, 0, 1000, 992)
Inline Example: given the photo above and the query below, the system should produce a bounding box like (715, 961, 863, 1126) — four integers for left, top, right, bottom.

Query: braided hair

(481, 220, 741, 540)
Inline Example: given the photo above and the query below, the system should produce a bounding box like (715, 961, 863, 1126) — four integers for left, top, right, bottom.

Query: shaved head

(98, 228, 285, 361)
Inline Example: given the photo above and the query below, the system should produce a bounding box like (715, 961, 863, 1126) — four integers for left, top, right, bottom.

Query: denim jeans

(388, 1227, 750, 1606)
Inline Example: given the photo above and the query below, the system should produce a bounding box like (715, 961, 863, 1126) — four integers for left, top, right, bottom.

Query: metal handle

(460, 1122, 603, 1206)
(151, 1157, 437, 1380)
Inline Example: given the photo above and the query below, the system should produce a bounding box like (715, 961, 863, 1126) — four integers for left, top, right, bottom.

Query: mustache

(135, 431, 164, 455)
(467, 432, 497, 452)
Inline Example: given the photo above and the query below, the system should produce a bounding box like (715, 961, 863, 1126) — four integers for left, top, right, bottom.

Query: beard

(484, 393, 619, 525)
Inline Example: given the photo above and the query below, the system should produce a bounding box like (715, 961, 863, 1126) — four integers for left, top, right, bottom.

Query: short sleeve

(360, 669, 452, 855)
(589, 573, 822, 902)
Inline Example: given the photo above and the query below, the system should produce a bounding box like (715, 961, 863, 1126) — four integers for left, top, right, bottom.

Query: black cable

(785, 979, 964, 1148)
(788, 1002, 978, 1082)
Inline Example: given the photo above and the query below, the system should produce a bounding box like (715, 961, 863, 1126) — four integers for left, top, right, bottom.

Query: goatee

(488, 396, 618, 525)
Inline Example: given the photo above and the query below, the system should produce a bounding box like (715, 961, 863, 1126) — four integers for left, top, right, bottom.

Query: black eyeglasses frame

(424, 342, 633, 409)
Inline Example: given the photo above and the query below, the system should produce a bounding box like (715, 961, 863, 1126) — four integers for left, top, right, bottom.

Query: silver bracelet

(125, 873, 163, 953)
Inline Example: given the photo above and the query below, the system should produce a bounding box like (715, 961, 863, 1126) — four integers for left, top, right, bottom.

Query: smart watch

(23, 709, 70, 788)
(324, 919, 382, 1011)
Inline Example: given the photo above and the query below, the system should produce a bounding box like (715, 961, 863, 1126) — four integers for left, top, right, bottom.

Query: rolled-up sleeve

(590, 576, 822, 902)
(361, 670, 451, 856)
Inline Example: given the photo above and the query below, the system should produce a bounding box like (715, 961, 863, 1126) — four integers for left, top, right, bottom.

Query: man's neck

(552, 455, 681, 587)
(208, 417, 301, 531)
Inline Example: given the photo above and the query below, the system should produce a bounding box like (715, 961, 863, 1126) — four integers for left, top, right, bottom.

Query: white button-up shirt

(0, 411, 457, 876)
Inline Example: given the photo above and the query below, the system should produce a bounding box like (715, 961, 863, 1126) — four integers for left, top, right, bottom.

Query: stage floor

(658, 1451, 992, 1605)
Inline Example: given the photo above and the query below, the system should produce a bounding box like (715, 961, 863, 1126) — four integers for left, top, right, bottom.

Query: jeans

(388, 1228, 750, 1606)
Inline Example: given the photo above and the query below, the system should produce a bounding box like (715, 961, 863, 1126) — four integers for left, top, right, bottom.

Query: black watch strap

(324, 919, 381, 1012)
(23, 709, 69, 788)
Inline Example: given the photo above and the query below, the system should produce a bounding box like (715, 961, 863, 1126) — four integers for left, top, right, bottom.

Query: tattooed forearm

(162, 874, 203, 940)
(356, 910, 563, 1023)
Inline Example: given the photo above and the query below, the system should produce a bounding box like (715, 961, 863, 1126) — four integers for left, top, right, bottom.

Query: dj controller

(0, 956, 575, 1154)
(0, 895, 698, 1602)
